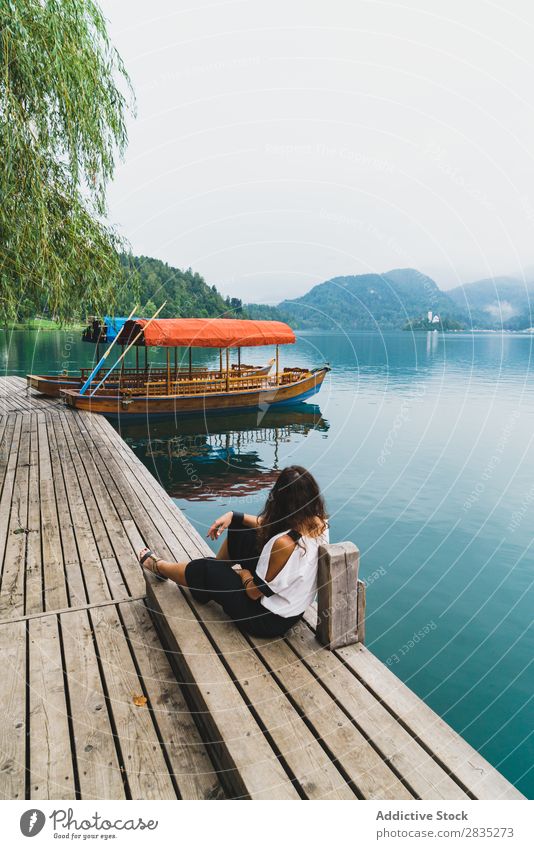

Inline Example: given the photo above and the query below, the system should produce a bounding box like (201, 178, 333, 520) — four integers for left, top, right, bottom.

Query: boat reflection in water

(117, 404, 329, 501)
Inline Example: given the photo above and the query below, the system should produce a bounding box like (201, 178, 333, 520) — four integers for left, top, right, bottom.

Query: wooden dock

(0, 376, 525, 800)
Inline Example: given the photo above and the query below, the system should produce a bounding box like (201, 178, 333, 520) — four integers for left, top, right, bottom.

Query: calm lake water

(3, 328, 533, 798)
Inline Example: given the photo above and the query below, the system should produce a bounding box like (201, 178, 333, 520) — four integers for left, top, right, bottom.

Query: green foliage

(0, 0, 134, 324)
(117, 255, 240, 319)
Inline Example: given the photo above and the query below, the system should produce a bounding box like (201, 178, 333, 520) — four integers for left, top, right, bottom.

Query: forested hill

(117, 255, 243, 318)
(277, 268, 463, 330)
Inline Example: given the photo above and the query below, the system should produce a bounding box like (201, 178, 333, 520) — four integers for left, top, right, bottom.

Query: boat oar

(89, 302, 167, 397)
(79, 306, 138, 395)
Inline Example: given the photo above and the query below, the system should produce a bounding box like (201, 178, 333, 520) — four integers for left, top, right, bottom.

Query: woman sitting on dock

(138, 465, 328, 637)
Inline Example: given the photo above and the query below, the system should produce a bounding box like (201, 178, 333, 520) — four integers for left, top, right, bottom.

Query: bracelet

(243, 578, 254, 589)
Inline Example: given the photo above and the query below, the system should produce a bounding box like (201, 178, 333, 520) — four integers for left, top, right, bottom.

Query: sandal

(139, 548, 166, 581)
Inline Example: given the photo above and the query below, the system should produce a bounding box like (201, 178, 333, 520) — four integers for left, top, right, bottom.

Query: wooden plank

(45, 415, 87, 608)
(89, 602, 177, 800)
(48, 415, 110, 606)
(61, 412, 143, 598)
(89, 414, 207, 556)
(61, 608, 126, 800)
(37, 415, 69, 611)
(287, 619, 469, 799)
(146, 578, 300, 800)
(0, 415, 31, 619)
(329, 631, 525, 799)
(249, 633, 413, 799)
(185, 599, 356, 799)
(317, 541, 360, 649)
(29, 614, 76, 799)
(0, 417, 23, 589)
(0, 619, 26, 799)
(118, 599, 224, 800)
(25, 415, 44, 614)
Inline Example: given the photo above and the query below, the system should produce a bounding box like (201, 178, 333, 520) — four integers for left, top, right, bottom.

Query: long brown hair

(257, 465, 328, 546)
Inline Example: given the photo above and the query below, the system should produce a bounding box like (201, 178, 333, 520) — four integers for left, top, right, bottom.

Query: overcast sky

(102, 0, 534, 302)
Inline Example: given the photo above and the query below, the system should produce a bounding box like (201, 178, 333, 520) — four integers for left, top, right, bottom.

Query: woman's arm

(237, 535, 297, 600)
(207, 510, 260, 540)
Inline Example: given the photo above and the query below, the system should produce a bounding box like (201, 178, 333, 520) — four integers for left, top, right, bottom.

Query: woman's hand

(207, 511, 233, 540)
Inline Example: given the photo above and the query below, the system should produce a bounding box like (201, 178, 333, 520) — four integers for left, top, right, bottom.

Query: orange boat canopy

(116, 318, 296, 348)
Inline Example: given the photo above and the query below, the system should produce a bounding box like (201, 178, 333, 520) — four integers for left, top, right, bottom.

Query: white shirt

(255, 526, 329, 617)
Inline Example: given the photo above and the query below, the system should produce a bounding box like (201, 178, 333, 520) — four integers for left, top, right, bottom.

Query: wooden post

(275, 345, 279, 384)
(316, 541, 363, 649)
(188, 346, 192, 378)
(237, 347, 241, 372)
(219, 348, 223, 377)
(174, 347, 178, 379)
(135, 346, 139, 371)
(225, 348, 230, 391)
(166, 348, 171, 394)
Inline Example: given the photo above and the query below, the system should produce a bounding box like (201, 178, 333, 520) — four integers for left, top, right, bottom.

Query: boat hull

(61, 368, 329, 419)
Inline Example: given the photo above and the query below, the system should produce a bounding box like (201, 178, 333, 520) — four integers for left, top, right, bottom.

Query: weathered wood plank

(49, 415, 110, 606)
(45, 415, 87, 608)
(249, 632, 413, 799)
(0, 415, 31, 619)
(317, 541, 360, 649)
(25, 415, 44, 615)
(330, 628, 525, 799)
(288, 619, 469, 799)
(89, 602, 177, 800)
(61, 608, 126, 799)
(29, 614, 75, 799)
(0, 619, 26, 799)
(118, 599, 223, 800)
(63, 412, 143, 598)
(146, 578, 300, 800)
(183, 599, 356, 799)
(37, 415, 69, 611)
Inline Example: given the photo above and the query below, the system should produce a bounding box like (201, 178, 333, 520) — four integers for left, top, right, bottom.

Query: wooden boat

(27, 313, 274, 397)
(60, 318, 330, 418)
(27, 360, 274, 398)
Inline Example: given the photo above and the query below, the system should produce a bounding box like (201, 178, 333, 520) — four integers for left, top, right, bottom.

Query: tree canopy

(0, 0, 134, 323)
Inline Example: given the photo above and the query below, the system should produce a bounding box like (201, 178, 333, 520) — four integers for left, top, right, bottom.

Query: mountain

(448, 276, 534, 329)
(277, 268, 464, 330)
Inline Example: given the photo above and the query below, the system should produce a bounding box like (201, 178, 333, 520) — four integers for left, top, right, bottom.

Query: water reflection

(118, 404, 329, 500)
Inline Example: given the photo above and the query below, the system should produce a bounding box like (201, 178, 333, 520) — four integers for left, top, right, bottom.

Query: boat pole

(276, 344, 279, 384)
(188, 346, 192, 378)
(226, 348, 230, 391)
(166, 348, 171, 394)
(79, 306, 137, 395)
(89, 302, 166, 397)
(219, 348, 223, 377)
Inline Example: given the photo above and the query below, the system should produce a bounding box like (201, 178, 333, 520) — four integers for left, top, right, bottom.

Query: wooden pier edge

(0, 377, 526, 801)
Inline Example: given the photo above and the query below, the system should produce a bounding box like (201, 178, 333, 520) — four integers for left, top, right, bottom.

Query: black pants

(185, 515, 302, 638)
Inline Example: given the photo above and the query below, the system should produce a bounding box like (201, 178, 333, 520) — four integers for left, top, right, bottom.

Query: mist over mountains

(246, 268, 534, 330)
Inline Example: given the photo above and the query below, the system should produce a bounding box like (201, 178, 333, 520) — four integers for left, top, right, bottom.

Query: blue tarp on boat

(104, 316, 136, 342)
